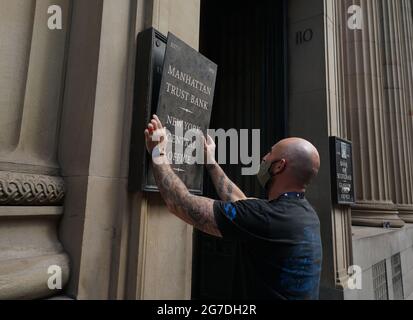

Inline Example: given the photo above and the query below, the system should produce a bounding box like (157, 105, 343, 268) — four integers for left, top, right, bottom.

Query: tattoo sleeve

(152, 160, 222, 238)
(206, 162, 247, 202)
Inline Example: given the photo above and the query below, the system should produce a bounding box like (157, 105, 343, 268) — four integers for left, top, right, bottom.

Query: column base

(0, 253, 70, 300)
(398, 205, 413, 224)
(351, 201, 405, 228)
(335, 269, 350, 290)
(0, 206, 70, 299)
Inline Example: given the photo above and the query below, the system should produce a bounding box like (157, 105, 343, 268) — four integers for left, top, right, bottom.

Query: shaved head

(267, 138, 320, 189)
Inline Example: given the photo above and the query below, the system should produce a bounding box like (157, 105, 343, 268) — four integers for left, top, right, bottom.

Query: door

(192, 0, 287, 299)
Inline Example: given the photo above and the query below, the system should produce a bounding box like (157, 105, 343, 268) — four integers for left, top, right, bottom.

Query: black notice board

(329, 137, 355, 205)
(128, 28, 217, 194)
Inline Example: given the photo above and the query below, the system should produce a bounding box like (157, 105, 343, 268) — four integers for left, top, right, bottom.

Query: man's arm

(144, 115, 221, 238)
(206, 162, 247, 202)
(204, 135, 247, 202)
(152, 161, 222, 238)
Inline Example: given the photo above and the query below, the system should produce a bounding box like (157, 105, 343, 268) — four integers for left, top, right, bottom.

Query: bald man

(144, 115, 322, 300)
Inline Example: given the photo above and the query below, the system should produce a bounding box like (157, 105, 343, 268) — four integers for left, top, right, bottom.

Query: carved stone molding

(0, 171, 65, 206)
(351, 202, 405, 228)
(398, 205, 413, 224)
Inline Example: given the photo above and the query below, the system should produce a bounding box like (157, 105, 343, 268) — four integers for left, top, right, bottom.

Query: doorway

(192, 0, 287, 299)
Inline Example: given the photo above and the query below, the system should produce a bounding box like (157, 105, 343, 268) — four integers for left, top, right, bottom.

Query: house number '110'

(296, 29, 313, 45)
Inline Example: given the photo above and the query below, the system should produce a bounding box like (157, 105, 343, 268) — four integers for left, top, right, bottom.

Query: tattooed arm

(204, 135, 247, 202)
(144, 115, 222, 238)
(206, 162, 247, 202)
(152, 162, 222, 237)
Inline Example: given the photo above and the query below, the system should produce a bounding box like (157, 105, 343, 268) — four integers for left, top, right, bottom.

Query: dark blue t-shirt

(213, 196, 322, 300)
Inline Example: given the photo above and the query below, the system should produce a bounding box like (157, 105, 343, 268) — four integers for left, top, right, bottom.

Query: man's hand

(204, 134, 247, 202)
(144, 115, 168, 160)
(204, 134, 217, 166)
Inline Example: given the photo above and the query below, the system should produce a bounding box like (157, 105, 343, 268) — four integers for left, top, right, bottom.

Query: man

(144, 115, 322, 300)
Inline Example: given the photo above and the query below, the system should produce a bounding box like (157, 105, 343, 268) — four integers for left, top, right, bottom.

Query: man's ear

(274, 159, 287, 174)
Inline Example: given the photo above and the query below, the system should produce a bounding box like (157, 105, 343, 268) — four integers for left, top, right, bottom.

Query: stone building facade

(0, 0, 412, 300)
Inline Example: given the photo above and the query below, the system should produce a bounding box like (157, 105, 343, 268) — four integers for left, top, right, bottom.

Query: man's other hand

(204, 134, 216, 166)
(144, 114, 168, 157)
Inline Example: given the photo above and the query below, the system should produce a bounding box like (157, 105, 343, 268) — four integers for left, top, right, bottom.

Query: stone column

(341, 0, 405, 228)
(328, 0, 355, 291)
(0, 0, 71, 299)
(383, 0, 413, 224)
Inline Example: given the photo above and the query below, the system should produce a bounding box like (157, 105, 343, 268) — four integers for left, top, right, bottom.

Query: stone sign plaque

(329, 137, 355, 205)
(146, 32, 217, 194)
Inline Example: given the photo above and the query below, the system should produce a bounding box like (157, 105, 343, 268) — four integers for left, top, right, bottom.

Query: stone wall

(0, 0, 71, 299)
(58, 0, 200, 299)
(347, 225, 413, 300)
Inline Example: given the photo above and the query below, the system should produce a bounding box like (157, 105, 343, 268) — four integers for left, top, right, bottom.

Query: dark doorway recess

(192, 0, 288, 299)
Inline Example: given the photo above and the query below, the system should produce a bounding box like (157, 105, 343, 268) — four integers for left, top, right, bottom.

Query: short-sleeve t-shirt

(213, 196, 322, 300)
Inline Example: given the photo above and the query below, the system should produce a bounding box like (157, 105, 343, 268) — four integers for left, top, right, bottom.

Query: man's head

(260, 138, 320, 193)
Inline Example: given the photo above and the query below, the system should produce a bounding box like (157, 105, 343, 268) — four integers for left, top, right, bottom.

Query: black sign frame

(129, 28, 167, 193)
(128, 28, 217, 195)
(329, 136, 355, 205)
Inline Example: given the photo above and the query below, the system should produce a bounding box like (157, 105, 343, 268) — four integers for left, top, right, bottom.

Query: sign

(329, 137, 355, 205)
(128, 29, 217, 194)
(147, 33, 217, 194)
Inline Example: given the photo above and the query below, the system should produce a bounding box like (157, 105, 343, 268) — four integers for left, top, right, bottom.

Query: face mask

(257, 160, 277, 189)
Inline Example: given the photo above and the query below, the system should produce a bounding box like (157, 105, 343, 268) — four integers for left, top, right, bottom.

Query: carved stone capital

(0, 171, 65, 206)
